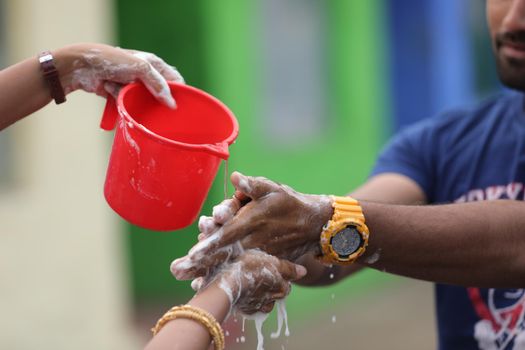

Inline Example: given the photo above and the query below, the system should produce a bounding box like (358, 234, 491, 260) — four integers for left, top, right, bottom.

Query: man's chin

(496, 57, 525, 92)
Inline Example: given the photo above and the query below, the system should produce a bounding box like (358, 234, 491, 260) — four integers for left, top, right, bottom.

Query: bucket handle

(100, 95, 118, 131)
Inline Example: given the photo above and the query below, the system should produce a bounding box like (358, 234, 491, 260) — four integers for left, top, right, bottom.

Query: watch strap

(38, 51, 66, 104)
(331, 195, 365, 223)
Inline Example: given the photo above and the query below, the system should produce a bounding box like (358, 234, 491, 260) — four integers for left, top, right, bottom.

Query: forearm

(0, 46, 80, 131)
(144, 282, 230, 350)
(0, 42, 182, 131)
(294, 174, 422, 287)
(0, 57, 52, 130)
(360, 199, 525, 287)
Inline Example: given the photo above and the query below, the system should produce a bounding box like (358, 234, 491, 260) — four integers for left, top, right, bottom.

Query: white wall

(0, 0, 141, 348)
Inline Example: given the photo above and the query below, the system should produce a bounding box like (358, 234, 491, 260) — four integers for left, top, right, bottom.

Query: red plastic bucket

(100, 82, 238, 231)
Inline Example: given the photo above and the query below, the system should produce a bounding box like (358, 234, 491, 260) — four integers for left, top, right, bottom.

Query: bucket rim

(117, 82, 239, 159)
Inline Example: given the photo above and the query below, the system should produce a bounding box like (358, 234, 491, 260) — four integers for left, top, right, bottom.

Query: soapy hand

(56, 43, 183, 108)
(171, 172, 333, 280)
(190, 249, 306, 314)
(171, 197, 245, 280)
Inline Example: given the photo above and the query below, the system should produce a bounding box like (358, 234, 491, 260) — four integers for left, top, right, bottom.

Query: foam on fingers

(212, 198, 240, 224)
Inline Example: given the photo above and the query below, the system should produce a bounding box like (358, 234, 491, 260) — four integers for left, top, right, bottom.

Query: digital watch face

(330, 226, 362, 258)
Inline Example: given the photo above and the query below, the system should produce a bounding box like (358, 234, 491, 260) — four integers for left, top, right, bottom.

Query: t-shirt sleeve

(370, 120, 436, 200)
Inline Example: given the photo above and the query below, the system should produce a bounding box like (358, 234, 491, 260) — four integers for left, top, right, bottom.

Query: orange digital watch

(319, 196, 370, 265)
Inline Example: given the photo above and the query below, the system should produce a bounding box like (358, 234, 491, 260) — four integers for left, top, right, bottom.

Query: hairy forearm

(360, 199, 525, 287)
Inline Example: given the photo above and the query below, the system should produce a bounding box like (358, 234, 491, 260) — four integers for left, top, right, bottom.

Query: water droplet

(236, 337, 239, 343)
(332, 315, 337, 323)
(225, 330, 230, 337)
(329, 273, 334, 279)
(240, 336, 246, 343)
(331, 293, 335, 300)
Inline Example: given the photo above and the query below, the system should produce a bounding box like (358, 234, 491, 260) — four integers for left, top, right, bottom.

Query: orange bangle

(151, 304, 225, 350)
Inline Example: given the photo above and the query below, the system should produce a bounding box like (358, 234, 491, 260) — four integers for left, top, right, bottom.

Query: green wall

(116, 0, 393, 317)
(200, 0, 391, 321)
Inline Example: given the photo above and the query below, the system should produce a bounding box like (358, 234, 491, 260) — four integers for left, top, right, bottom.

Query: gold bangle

(151, 305, 225, 350)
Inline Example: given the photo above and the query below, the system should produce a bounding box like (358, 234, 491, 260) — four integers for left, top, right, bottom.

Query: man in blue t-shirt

(172, 1, 525, 349)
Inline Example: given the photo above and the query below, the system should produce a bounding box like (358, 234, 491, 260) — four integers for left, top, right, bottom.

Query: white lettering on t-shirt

(506, 182, 523, 200)
(486, 185, 506, 200)
(467, 189, 485, 202)
(454, 182, 525, 202)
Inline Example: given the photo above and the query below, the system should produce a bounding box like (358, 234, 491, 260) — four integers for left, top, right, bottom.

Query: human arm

(360, 199, 525, 287)
(295, 173, 426, 286)
(149, 250, 306, 350)
(171, 172, 525, 288)
(144, 281, 230, 350)
(0, 43, 183, 131)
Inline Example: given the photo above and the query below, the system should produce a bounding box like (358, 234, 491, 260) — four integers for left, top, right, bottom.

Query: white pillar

(0, 1, 141, 348)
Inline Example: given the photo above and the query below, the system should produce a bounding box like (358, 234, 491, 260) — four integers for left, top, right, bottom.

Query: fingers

(136, 62, 176, 109)
(132, 51, 185, 83)
(192, 208, 257, 257)
(277, 259, 307, 281)
(260, 301, 275, 313)
(70, 44, 180, 109)
(242, 299, 284, 314)
(191, 277, 204, 291)
(198, 215, 219, 240)
(212, 198, 242, 224)
(103, 81, 122, 99)
(171, 239, 243, 280)
(233, 190, 250, 204)
(198, 196, 243, 242)
(230, 172, 279, 200)
(170, 250, 225, 280)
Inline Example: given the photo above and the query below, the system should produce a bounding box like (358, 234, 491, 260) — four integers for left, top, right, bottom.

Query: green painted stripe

(201, 0, 392, 322)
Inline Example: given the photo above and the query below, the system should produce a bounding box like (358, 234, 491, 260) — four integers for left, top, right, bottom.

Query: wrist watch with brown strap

(318, 195, 370, 265)
(38, 51, 66, 104)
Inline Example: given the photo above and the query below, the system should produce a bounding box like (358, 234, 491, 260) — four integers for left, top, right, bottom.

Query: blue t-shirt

(371, 91, 525, 350)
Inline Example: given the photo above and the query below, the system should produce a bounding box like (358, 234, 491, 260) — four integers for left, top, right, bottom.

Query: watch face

(331, 226, 362, 258)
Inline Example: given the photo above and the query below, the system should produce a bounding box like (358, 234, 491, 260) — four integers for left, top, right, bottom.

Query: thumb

(277, 259, 308, 281)
(104, 82, 122, 100)
(230, 172, 279, 200)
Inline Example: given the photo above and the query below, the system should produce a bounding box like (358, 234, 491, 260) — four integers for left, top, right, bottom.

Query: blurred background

(0, 0, 500, 349)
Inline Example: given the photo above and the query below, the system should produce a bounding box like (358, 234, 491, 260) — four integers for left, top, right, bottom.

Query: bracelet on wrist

(38, 51, 66, 104)
(151, 304, 225, 350)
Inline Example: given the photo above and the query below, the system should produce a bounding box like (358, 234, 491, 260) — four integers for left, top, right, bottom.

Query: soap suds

(120, 118, 141, 155)
(364, 248, 382, 265)
(244, 312, 270, 350)
(271, 299, 290, 338)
